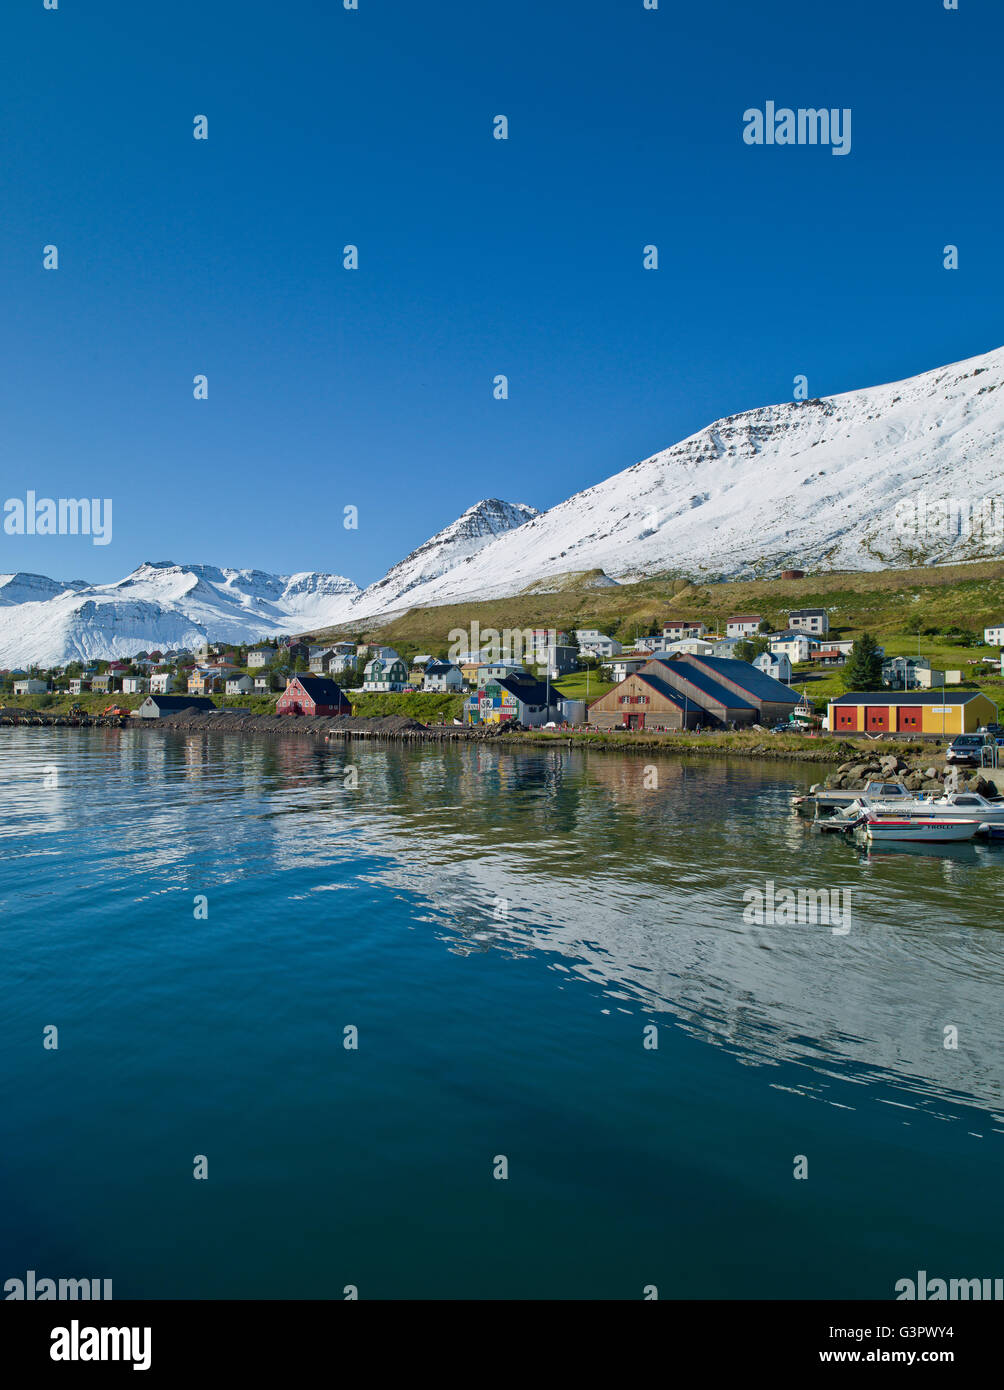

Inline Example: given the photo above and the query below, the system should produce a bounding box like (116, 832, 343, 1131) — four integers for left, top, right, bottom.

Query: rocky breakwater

(814, 750, 997, 797)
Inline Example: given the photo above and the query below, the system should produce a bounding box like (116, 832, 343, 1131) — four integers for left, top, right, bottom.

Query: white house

(149, 671, 177, 694)
(121, 676, 150, 694)
(726, 615, 763, 639)
(362, 656, 408, 691)
(575, 630, 622, 659)
(659, 637, 715, 657)
(13, 678, 48, 695)
(422, 661, 464, 693)
(246, 648, 272, 669)
(984, 625, 1004, 645)
(788, 608, 829, 636)
(226, 675, 255, 695)
(753, 651, 792, 683)
(327, 653, 357, 676)
(769, 632, 814, 664)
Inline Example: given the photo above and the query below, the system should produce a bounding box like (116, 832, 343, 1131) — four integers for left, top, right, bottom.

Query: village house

(91, 675, 117, 694)
(983, 624, 1004, 645)
(226, 675, 256, 695)
(362, 656, 408, 691)
(138, 694, 216, 719)
(326, 652, 356, 676)
(246, 648, 273, 669)
(533, 644, 579, 680)
(881, 656, 945, 690)
(188, 670, 223, 696)
(662, 620, 708, 640)
(787, 607, 829, 636)
(276, 676, 351, 717)
(478, 659, 528, 685)
(68, 678, 91, 695)
(13, 678, 49, 695)
(768, 631, 816, 664)
(575, 630, 622, 660)
(827, 690, 996, 736)
(465, 672, 558, 727)
(149, 670, 178, 694)
(422, 661, 464, 693)
(309, 648, 334, 674)
(659, 637, 716, 657)
(808, 646, 845, 667)
(726, 615, 763, 639)
(608, 649, 655, 682)
(753, 650, 792, 683)
(121, 676, 150, 695)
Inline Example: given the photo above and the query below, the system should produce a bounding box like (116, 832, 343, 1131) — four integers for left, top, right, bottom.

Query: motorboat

(796, 780, 913, 813)
(861, 814, 981, 843)
(855, 791, 1004, 826)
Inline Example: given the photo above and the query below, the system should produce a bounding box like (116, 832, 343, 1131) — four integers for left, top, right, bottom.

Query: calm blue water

(1, 729, 1001, 1299)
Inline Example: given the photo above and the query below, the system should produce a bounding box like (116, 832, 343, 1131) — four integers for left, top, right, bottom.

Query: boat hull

(864, 818, 980, 843)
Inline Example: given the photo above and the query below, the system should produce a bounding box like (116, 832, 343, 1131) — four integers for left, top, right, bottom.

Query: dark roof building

(138, 695, 216, 719)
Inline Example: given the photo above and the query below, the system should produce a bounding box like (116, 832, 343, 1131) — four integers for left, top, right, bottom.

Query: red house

(276, 675, 351, 717)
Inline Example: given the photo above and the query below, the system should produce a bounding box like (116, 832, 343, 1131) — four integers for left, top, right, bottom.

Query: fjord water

(1, 729, 1001, 1300)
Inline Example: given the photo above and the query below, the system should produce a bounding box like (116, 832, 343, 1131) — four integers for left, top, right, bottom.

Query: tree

(757, 619, 775, 634)
(843, 633, 884, 690)
(735, 635, 770, 663)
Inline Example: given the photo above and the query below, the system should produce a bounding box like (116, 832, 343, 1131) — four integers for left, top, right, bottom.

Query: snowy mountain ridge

(3, 345, 1004, 664)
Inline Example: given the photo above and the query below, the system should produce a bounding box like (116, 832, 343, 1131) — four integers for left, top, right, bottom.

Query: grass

(305, 557, 1004, 655)
(552, 670, 614, 703)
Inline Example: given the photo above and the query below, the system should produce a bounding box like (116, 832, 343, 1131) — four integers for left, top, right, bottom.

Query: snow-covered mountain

(0, 500, 537, 665)
(4, 344, 1004, 663)
(345, 343, 1004, 613)
(0, 562, 362, 667)
(352, 499, 539, 615)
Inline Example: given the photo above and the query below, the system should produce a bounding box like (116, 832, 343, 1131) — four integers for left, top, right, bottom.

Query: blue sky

(1, 0, 1001, 584)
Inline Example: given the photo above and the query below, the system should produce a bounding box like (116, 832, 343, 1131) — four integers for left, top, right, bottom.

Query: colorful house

(276, 676, 351, 717)
(827, 690, 997, 736)
(464, 673, 557, 727)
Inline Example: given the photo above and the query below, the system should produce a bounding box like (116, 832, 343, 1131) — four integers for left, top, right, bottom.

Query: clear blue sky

(1, 0, 1000, 584)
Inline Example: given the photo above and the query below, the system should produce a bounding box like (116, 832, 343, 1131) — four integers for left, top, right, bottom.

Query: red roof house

(276, 676, 351, 717)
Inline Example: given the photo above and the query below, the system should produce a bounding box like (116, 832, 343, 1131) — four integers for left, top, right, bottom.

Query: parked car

(946, 732, 996, 765)
(977, 723, 1004, 737)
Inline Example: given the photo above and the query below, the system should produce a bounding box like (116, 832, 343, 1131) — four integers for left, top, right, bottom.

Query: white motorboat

(857, 791, 1004, 826)
(862, 814, 981, 843)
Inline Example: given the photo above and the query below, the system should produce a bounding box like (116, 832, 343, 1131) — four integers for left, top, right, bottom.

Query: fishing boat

(861, 814, 981, 843)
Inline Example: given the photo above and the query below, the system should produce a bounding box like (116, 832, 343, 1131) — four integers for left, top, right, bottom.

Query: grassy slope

(306, 560, 1004, 708)
(308, 559, 1004, 653)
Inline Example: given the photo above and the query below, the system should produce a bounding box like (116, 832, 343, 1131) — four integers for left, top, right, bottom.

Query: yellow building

(828, 690, 997, 736)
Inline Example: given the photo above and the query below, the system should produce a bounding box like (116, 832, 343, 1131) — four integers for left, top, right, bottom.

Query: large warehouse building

(588, 654, 799, 731)
(827, 690, 998, 736)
